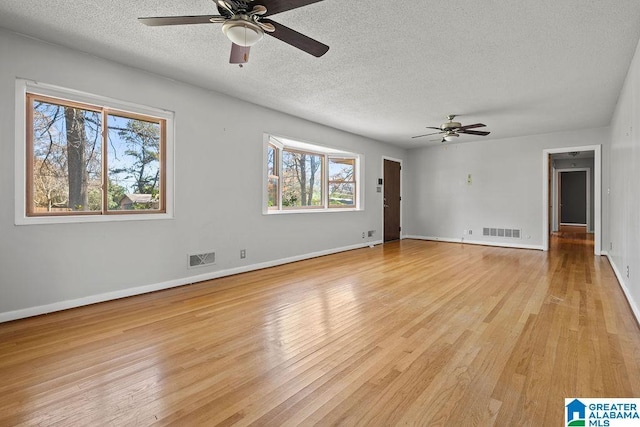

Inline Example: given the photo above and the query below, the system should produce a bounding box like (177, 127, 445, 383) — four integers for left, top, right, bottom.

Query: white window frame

(15, 79, 175, 225)
(263, 134, 363, 214)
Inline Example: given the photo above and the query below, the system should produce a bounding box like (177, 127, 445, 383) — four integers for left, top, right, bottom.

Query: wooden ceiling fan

(412, 115, 490, 142)
(139, 0, 329, 65)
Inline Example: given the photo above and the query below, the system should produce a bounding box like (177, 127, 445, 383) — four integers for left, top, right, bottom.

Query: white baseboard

(604, 254, 640, 326)
(405, 235, 544, 251)
(0, 241, 383, 323)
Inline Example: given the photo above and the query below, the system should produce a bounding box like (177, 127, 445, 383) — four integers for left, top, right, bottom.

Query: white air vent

(483, 227, 521, 239)
(188, 252, 215, 268)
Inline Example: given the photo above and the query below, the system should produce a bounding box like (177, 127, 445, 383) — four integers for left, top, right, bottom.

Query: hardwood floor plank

(1, 238, 639, 426)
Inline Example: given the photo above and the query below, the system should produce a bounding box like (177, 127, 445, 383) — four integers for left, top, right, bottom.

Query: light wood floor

(552, 225, 594, 247)
(1, 238, 639, 426)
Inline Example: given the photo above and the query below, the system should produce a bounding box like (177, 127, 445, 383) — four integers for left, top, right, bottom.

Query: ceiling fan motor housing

(442, 121, 461, 131)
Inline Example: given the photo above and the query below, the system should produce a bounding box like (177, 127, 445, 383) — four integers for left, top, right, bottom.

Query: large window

(17, 80, 173, 223)
(265, 135, 361, 213)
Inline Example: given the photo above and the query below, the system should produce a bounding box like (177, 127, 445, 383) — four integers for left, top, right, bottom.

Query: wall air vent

(188, 252, 215, 268)
(483, 228, 521, 239)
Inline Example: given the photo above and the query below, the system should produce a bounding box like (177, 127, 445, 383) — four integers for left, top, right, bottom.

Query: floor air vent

(483, 228, 521, 239)
(189, 252, 215, 268)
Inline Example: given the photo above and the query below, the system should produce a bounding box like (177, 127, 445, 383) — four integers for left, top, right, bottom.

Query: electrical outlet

(468, 229, 472, 235)
(240, 249, 246, 259)
(362, 232, 365, 238)
(610, 242, 613, 251)
(627, 265, 630, 278)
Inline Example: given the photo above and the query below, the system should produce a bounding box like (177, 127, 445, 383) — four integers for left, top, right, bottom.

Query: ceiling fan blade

(457, 123, 486, 131)
(253, 0, 325, 17)
(229, 43, 250, 64)
(459, 130, 491, 136)
(215, 0, 236, 16)
(139, 15, 225, 26)
(425, 126, 442, 130)
(261, 19, 329, 57)
(411, 131, 443, 139)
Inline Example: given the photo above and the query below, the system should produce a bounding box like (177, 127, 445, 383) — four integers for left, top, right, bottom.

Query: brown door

(383, 159, 401, 242)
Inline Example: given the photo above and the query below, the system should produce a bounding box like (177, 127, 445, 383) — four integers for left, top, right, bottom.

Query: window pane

(267, 145, 279, 209)
(329, 158, 355, 182)
(268, 177, 279, 208)
(107, 114, 161, 211)
(267, 144, 276, 177)
(328, 158, 355, 207)
(31, 99, 102, 213)
(329, 182, 355, 206)
(281, 150, 323, 208)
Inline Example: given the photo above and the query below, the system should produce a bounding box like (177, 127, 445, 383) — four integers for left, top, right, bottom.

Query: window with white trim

(265, 135, 362, 213)
(16, 80, 174, 224)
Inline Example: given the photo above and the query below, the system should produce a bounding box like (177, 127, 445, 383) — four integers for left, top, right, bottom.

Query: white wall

(608, 35, 640, 320)
(0, 29, 406, 321)
(403, 127, 609, 249)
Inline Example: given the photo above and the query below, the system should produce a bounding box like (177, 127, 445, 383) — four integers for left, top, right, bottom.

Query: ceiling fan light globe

(222, 20, 263, 46)
(443, 134, 458, 142)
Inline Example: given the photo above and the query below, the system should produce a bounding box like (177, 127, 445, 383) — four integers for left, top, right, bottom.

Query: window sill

(15, 212, 174, 226)
(264, 207, 362, 215)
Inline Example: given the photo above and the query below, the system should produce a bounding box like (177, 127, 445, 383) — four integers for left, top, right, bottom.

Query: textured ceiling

(1, 1, 639, 148)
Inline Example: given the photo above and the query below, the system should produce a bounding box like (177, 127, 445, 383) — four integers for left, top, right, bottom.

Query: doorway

(542, 145, 600, 255)
(383, 158, 401, 242)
